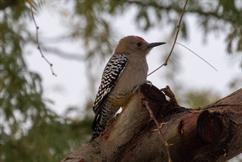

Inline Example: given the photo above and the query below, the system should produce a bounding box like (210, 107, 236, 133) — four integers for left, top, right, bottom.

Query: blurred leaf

(183, 90, 220, 108)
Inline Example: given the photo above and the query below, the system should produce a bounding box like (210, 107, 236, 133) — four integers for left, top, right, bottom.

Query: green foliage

(69, 0, 242, 55)
(1, 116, 92, 162)
(0, 1, 92, 162)
(182, 90, 220, 108)
(0, 0, 241, 162)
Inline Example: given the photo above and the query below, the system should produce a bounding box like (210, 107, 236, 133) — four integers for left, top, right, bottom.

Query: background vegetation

(0, 0, 241, 161)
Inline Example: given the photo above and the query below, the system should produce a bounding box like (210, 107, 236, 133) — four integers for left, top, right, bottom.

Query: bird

(91, 35, 165, 139)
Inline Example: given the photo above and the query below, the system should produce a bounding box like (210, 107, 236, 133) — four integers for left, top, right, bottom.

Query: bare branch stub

(140, 84, 186, 117)
(160, 85, 179, 106)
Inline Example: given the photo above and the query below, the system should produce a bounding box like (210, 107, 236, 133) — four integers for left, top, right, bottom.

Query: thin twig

(30, 8, 57, 76)
(143, 101, 172, 162)
(148, 0, 189, 76)
(176, 42, 218, 71)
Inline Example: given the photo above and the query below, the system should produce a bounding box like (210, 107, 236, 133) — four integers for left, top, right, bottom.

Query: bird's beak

(148, 42, 166, 49)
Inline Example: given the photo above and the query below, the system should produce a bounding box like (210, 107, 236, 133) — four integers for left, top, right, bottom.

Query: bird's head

(114, 36, 165, 56)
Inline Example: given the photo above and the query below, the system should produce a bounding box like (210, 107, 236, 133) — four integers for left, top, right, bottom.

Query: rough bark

(61, 84, 242, 162)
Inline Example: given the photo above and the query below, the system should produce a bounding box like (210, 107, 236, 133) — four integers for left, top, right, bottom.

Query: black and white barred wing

(92, 54, 128, 114)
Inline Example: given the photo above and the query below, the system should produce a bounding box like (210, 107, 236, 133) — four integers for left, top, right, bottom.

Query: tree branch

(148, 0, 189, 76)
(42, 45, 85, 61)
(127, 1, 226, 22)
(30, 8, 57, 76)
(61, 84, 242, 162)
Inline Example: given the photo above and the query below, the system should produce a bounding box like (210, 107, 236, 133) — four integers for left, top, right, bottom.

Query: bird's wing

(92, 54, 128, 114)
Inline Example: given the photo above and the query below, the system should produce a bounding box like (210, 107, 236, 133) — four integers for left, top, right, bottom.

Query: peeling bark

(61, 84, 242, 162)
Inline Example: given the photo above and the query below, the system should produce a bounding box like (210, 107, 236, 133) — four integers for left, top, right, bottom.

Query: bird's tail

(91, 101, 116, 140)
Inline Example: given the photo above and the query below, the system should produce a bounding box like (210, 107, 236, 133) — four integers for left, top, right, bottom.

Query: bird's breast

(109, 58, 148, 106)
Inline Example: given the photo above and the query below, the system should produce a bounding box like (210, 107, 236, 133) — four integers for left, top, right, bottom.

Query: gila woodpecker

(92, 36, 165, 139)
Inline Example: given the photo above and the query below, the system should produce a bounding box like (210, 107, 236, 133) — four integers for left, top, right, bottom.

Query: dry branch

(30, 8, 57, 76)
(61, 84, 242, 162)
(148, 0, 189, 76)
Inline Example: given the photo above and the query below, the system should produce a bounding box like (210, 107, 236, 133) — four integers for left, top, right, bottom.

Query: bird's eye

(136, 42, 142, 47)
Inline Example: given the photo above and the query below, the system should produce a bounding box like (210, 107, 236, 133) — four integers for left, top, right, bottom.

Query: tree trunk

(61, 84, 242, 162)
